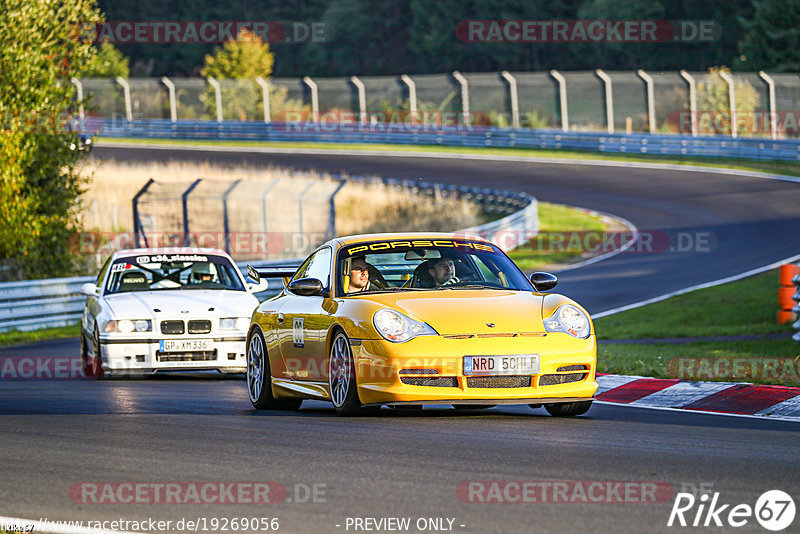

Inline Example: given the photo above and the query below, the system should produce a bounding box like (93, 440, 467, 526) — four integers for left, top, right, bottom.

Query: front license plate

(463, 355, 539, 376)
(159, 339, 211, 352)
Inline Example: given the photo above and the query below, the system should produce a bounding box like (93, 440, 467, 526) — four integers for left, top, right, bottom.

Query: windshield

(336, 239, 533, 295)
(104, 253, 245, 294)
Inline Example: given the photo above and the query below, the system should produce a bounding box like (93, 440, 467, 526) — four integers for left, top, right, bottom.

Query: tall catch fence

(75, 69, 800, 140)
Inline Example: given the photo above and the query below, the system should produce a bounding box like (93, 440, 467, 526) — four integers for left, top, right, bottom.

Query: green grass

(100, 137, 800, 178)
(507, 202, 609, 270)
(595, 270, 791, 340)
(0, 323, 81, 347)
(595, 269, 799, 384)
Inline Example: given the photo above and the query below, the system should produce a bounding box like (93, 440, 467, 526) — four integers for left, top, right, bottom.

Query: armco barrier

(99, 119, 800, 162)
(0, 276, 93, 332)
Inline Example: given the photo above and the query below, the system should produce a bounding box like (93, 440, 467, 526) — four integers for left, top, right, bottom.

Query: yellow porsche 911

(245, 233, 597, 417)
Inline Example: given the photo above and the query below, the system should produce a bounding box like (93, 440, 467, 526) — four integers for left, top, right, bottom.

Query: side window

(292, 247, 332, 288)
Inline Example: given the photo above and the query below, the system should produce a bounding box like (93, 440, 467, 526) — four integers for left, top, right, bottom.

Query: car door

(277, 247, 334, 382)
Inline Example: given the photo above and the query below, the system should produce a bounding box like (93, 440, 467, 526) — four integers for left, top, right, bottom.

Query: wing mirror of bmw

(287, 277, 326, 297)
(80, 283, 99, 297)
(530, 272, 558, 292)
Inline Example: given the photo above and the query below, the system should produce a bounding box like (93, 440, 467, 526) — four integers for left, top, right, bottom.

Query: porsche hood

(362, 290, 547, 335)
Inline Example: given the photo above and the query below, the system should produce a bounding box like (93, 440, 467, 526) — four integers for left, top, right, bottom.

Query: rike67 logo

(668, 490, 796, 531)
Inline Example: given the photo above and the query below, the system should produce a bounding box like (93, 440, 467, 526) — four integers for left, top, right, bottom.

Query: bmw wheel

(544, 400, 592, 417)
(247, 326, 302, 410)
(328, 330, 364, 416)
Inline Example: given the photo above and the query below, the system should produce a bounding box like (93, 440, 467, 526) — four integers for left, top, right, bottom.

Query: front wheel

(544, 400, 593, 417)
(328, 331, 364, 416)
(247, 327, 302, 411)
(82, 328, 104, 379)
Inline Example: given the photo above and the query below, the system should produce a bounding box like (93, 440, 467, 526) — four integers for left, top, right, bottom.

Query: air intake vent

(467, 376, 531, 388)
(156, 351, 217, 362)
(557, 364, 589, 372)
(400, 376, 458, 387)
(539, 373, 587, 386)
(399, 369, 439, 375)
(160, 320, 184, 335)
(188, 320, 212, 334)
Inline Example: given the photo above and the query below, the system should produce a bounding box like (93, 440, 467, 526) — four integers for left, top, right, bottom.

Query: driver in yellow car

(346, 256, 372, 293)
(428, 255, 460, 287)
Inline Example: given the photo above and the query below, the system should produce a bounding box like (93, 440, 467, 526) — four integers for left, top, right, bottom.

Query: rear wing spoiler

(246, 264, 300, 287)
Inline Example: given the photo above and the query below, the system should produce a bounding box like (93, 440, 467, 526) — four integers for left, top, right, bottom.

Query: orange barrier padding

(779, 264, 800, 286)
(778, 310, 797, 325)
(779, 286, 797, 309)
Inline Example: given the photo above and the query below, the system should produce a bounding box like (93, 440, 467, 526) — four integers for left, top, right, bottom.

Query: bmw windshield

(105, 253, 245, 294)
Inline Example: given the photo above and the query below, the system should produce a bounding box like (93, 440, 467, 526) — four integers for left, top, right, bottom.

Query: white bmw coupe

(80, 248, 262, 378)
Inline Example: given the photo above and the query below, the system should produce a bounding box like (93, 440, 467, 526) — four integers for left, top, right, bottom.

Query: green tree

(0, 0, 101, 280)
(84, 41, 130, 78)
(738, 0, 800, 71)
(696, 66, 761, 135)
(201, 28, 274, 120)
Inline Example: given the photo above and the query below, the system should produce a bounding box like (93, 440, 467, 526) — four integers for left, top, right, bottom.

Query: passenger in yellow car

(428, 255, 461, 287)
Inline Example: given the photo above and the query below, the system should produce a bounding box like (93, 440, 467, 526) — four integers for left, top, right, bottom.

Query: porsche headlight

(104, 319, 152, 333)
(373, 308, 437, 343)
(221, 317, 250, 331)
(544, 304, 591, 339)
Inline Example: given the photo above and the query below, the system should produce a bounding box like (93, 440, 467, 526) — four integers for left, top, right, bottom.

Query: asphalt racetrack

(2, 145, 800, 533)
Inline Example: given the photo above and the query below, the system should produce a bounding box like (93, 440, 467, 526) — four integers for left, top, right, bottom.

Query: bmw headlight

(543, 304, 591, 339)
(373, 308, 437, 343)
(104, 319, 152, 333)
(221, 317, 250, 331)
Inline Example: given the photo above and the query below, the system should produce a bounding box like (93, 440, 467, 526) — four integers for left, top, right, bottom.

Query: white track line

(0, 515, 143, 534)
(594, 400, 800, 423)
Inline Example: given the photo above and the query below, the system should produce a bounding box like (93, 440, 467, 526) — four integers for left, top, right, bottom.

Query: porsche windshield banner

(344, 240, 496, 257)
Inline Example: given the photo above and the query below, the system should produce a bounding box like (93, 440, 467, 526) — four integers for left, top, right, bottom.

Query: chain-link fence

(78, 69, 800, 139)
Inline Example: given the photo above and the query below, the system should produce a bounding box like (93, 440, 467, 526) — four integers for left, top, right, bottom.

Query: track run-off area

(2, 143, 800, 534)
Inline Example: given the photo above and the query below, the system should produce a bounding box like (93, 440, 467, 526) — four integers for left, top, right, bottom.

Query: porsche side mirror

(530, 272, 558, 292)
(80, 282, 99, 297)
(288, 277, 324, 296)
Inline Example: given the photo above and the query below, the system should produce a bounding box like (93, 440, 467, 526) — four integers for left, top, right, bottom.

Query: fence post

(549, 70, 569, 132)
(679, 70, 698, 137)
(255, 77, 271, 123)
(350, 76, 367, 125)
(303, 76, 319, 122)
(297, 181, 316, 252)
(132, 178, 155, 248)
(452, 71, 470, 125)
(70, 77, 84, 121)
(159, 77, 177, 123)
(637, 69, 656, 134)
(207, 77, 223, 122)
(500, 71, 519, 129)
(326, 179, 348, 240)
(759, 71, 778, 140)
(260, 179, 281, 236)
(595, 69, 614, 134)
(718, 70, 737, 138)
(115, 76, 132, 122)
(400, 74, 417, 124)
(222, 179, 243, 255)
(182, 179, 203, 246)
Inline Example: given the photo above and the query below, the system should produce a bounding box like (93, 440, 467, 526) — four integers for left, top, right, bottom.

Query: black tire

(453, 405, 496, 410)
(328, 330, 363, 416)
(544, 400, 593, 417)
(247, 326, 302, 410)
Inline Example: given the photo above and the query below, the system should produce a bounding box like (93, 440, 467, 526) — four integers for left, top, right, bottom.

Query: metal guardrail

(100, 119, 800, 162)
(0, 276, 93, 332)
